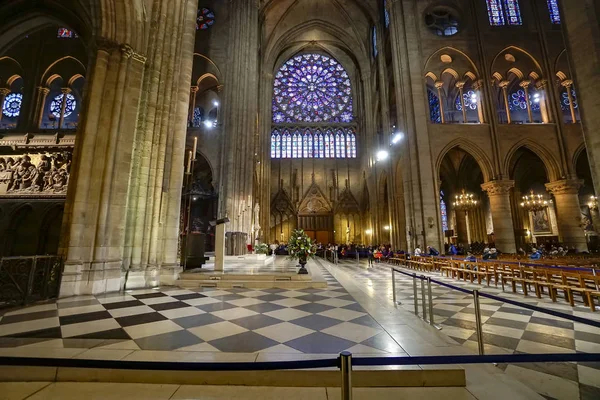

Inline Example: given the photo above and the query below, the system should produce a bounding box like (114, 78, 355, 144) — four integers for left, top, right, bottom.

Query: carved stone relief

(0, 151, 72, 196)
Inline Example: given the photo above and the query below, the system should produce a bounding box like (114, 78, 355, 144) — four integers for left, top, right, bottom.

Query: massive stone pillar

(560, 1, 600, 192)
(546, 179, 588, 252)
(388, 0, 443, 251)
(219, 0, 259, 254)
(60, 0, 197, 296)
(455, 210, 469, 247)
(481, 180, 517, 254)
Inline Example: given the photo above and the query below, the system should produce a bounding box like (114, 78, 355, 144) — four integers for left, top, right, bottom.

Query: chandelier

(453, 189, 478, 212)
(588, 195, 598, 211)
(520, 190, 551, 212)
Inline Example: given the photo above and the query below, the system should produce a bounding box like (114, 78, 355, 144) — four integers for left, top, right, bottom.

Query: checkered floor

(0, 264, 401, 355)
(332, 259, 600, 400)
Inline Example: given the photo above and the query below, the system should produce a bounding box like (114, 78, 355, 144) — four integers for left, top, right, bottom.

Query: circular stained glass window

(272, 53, 353, 124)
(196, 8, 215, 30)
(50, 93, 77, 118)
(455, 90, 478, 111)
(2, 93, 22, 118)
(425, 8, 460, 37)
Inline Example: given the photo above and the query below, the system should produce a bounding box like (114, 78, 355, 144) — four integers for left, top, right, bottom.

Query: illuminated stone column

(435, 81, 445, 123)
(472, 80, 485, 123)
(546, 179, 588, 251)
(519, 80, 533, 123)
(455, 209, 469, 247)
(58, 88, 72, 129)
(499, 81, 511, 124)
(0, 88, 9, 123)
(481, 180, 516, 253)
(536, 80, 550, 123)
(35, 87, 50, 128)
(561, 80, 577, 123)
(456, 81, 467, 123)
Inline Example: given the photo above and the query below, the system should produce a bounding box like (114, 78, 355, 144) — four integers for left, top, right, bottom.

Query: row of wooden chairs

(389, 257, 600, 312)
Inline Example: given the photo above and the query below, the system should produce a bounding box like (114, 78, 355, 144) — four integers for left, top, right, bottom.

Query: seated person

(427, 246, 440, 256)
(482, 247, 491, 260)
(488, 248, 498, 259)
(529, 248, 542, 260)
(448, 243, 458, 255)
(464, 252, 477, 263)
(414, 246, 422, 256)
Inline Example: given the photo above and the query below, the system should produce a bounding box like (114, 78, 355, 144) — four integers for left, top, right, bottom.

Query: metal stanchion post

(473, 289, 485, 355)
(413, 274, 419, 316)
(420, 277, 427, 321)
(340, 351, 352, 400)
(391, 270, 400, 305)
(427, 277, 442, 330)
(357, 252, 359, 267)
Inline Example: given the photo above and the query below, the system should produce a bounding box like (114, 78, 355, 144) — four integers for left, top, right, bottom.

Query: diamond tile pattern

(0, 268, 393, 356)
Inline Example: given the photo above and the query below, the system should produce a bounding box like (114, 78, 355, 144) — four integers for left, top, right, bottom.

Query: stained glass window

(274, 131, 282, 158)
(347, 131, 357, 158)
(547, 0, 560, 24)
(292, 131, 301, 158)
(316, 131, 325, 158)
(428, 90, 441, 123)
(192, 107, 202, 128)
(324, 130, 334, 158)
(486, 0, 522, 26)
(504, 0, 522, 25)
(2, 93, 22, 118)
(57, 28, 77, 38)
(282, 130, 292, 158)
(440, 191, 449, 232)
(302, 130, 313, 158)
(335, 130, 346, 158)
(455, 90, 478, 111)
(272, 53, 353, 124)
(486, 0, 505, 25)
(560, 88, 578, 111)
(50, 93, 77, 118)
(196, 8, 215, 30)
(510, 89, 540, 111)
(384, 0, 390, 28)
(372, 27, 378, 59)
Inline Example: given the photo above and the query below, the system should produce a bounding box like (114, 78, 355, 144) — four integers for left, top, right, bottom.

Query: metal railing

(388, 264, 600, 355)
(0, 255, 63, 308)
(2, 351, 600, 400)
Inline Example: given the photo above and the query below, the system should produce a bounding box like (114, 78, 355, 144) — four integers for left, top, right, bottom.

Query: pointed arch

(436, 139, 494, 183)
(503, 139, 562, 182)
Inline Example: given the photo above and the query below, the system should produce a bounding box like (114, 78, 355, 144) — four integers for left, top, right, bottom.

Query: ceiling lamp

(520, 190, 551, 212)
(453, 189, 478, 212)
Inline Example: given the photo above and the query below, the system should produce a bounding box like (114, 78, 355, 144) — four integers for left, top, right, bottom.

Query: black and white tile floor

(0, 264, 402, 356)
(331, 259, 600, 400)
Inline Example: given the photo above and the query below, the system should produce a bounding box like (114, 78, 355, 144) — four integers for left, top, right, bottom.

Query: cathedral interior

(0, 0, 600, 399)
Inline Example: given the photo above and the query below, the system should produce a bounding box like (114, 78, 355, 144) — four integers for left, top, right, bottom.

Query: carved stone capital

(131, 52, 147, 64)
(472, 80, 484, 90)
(519, 80, 532, 88)
(61, 87, 72, 95)
(190, 85, 199, 93)
(95, 37, 119, 53)
(561, 79, 574, 88)
(499, 80, 510, 89)
(434, 81, 444, 89)
(536, 79, 548, 89)
(481, 180, 514, 196)
(545, 179, 583, 195)
(0, 88, 10, 96)
(120, 44, 134, 59)
(455, 81, 466, 89)
(37, 87, 50, 95)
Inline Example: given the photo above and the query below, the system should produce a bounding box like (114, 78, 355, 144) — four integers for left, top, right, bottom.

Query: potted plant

(287, 229, 316, 274)
(255, 243, 269, 254)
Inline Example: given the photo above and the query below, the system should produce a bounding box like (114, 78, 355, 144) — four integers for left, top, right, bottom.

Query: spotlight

(203, 120, 213, 129)
(213, 100, 219, 107)
(384, 225, 390, 231)
(391, 132, 403, 145)
(376, 150, 389, 162)
(365, 229, 373, 235)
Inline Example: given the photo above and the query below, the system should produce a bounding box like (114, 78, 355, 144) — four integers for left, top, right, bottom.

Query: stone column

(472, 80, 485, 124)
(499, 81, 511, 123)
(220, 0, 259, 254)
(35, 87, 50, 128)
(0, 88, 9, 123)
(456, 81, 467, 123)
(58, 88, 72, 129)
(561, 80, 577, 123)
(519, 80, 533, 123)
(455, 209, 468, 246)
(536, 80, 551, 124)
(481, 180, 517, 253)
(546, 179, 588, 251)
(188, 85, 198, 124)
(435, 81, 445, 123)
(560, 0, 600, 192)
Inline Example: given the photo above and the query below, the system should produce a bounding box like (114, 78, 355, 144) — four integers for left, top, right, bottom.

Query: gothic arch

(436, 139, 494, 183)
(504, 140, 561, 182)
(490, 46, 544, 82)
(41, 56, 87, 86)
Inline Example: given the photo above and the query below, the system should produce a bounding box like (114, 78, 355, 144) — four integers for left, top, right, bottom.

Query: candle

(186, 150, 192, 173)
(192, 136, 197, 159)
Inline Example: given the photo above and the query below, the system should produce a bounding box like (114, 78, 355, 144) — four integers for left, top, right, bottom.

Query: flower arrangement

(287, 229, 316, 263)
(255, 243, 269, 255)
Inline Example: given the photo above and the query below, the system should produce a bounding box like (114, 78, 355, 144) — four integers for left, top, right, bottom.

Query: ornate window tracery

(486, 0, 522, 26)
(50, 93, 77, 118)
(547, 0, 560, 24)
(2, 93, 22, 118)
(271, 53, 357, 159)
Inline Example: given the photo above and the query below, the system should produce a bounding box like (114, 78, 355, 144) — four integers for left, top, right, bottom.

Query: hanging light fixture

(520, 190, 551, 212)
(588, 195, 598, 211)
(453, 189, 478, 212)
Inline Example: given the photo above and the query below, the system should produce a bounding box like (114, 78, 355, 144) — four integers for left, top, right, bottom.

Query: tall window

(383, 0, 390, 28)
(271, 53, 357, 159)
(372, 27, 378, 58)
(547, 0, 560, 24)
(428, 90, 441, 123)
(440, 191, 449, 232)
(486, 0, 522, 26)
